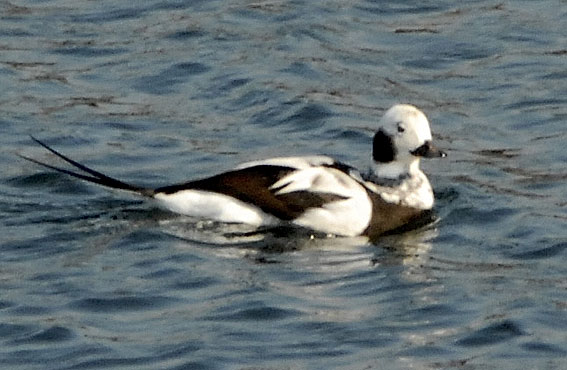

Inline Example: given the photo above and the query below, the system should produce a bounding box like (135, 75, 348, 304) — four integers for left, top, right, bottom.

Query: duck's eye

(397, 124, 405, 133)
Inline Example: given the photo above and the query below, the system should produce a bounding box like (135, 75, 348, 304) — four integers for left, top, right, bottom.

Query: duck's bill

(411, 141, 447, 158)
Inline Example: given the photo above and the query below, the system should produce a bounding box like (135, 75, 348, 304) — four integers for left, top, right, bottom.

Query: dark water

(1, 1, 566, 369)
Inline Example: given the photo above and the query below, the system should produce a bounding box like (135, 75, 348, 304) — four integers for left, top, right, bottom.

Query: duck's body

(152, 155, 432, 238)
(22, 104, 446, 238)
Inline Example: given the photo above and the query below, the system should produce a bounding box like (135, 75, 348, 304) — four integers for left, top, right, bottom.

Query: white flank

(271, 167, 373, 236)
(293, 186, 372, 237)
(153, 190, 277, 226)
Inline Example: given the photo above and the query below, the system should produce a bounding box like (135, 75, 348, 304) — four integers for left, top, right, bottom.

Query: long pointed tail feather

(21, 136, 151, 195)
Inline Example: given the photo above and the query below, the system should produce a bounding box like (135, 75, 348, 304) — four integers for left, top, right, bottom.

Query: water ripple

(456, 320, 524, 347)
(12, 326, 74, 344)
(70, 296, 177, 313)
(133, 62, 211, 95)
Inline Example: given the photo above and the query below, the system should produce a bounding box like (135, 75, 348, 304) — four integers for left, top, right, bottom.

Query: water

(1, 1, 566, 369)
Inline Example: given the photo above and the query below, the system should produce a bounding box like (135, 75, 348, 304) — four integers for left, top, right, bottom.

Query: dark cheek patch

(373, 130, 396, 163)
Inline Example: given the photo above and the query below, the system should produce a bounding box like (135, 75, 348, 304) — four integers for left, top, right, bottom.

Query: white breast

(364, 171, 434, 210)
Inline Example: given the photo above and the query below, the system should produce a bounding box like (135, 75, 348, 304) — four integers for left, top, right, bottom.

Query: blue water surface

(1, 1, 566, 369)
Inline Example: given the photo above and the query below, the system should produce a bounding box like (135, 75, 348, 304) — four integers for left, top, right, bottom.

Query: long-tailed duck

(21, 104, 446, 238)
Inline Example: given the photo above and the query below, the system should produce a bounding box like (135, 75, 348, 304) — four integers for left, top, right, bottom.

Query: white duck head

(371, 104, 446, 179)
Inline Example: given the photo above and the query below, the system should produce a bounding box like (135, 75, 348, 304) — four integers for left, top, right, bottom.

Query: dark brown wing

(154, 165, 348, 220)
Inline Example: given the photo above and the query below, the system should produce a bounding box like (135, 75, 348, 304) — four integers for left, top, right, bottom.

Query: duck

(21, 104, 446, 239)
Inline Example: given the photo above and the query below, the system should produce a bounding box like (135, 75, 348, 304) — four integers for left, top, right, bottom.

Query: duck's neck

(369, 158, 434, 209)
(371, 158, 421, 181)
